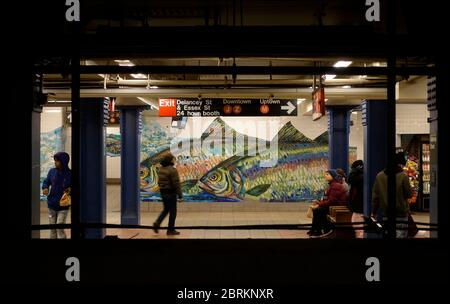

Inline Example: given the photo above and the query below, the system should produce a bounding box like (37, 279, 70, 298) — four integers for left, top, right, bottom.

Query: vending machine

(401, 134, 430, 211)
(420, 142, 431, 210)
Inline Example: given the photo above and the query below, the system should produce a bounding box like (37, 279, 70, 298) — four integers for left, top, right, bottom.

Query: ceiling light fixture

(114, 59, 131, 63)
(342, 85, 351, 89)
(324, 74, 336, 80)
(44, 109, 62, 113)
(137, 97, 159, 110)
(333, 61, 353, 68)
(131, 73, 147, 79)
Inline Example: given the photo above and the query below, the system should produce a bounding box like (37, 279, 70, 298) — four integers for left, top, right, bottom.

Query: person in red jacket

(308, 169, 349, 238)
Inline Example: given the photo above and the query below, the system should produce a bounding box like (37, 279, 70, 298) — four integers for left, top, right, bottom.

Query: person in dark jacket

(308, 169, 348, 238)
(371, 152, 413, 238)
(42, 152, 71, 239)
(347, 160, 364, 238)
(153, 153, 183, 236)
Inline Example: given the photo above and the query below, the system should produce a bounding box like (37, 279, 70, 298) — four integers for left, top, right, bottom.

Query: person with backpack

(347, 160, 364, 238)
(371, 152, 413, 238)
(153, 153, 183, 236)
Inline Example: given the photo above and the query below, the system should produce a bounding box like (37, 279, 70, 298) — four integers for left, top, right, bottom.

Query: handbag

(407, 213, 419, 237)
(59, 192, 71, 207)
(306, 205, 314, 218)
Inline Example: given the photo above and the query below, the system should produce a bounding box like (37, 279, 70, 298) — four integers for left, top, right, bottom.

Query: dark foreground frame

(5, 0, 450, 292)
(6, 239, 448, 288)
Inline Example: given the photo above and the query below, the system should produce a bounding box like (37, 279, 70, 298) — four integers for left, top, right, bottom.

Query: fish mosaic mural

(196, 122, 329, 202)
(105, 117, 357, 203)
(106, 133, 121, 157)
(139, 118, 263, 202)
(140, 119, 175, 160)
(138, 118, 357, 202)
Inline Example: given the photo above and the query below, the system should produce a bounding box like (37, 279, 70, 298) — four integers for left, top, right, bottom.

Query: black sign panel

(161, 98, 298, 117)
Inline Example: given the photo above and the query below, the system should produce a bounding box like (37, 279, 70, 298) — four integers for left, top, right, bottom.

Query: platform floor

(37, 185, 431, 239)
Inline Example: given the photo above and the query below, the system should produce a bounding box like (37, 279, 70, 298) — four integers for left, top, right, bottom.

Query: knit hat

(336, 168, 346, 179)
(351, 160, 364, 169)
(326, 169, 338, 180)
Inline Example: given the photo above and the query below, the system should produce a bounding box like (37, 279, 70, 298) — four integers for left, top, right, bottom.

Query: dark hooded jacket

(157, 157, 183, 199)
(372, 166, 412, 217)
(42, 152, 72, 211)
(348, 166, 364, 213)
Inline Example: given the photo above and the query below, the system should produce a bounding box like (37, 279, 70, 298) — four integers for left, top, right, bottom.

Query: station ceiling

(35, 0, 433, 107)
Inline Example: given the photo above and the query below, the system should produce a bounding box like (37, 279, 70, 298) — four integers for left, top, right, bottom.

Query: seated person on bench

(308, 169, 349, 238)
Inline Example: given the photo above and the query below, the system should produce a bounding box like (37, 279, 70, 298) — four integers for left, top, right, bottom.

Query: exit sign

(159, 99, 177, 116)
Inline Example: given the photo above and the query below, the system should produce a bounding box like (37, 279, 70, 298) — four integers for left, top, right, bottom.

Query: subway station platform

(38, 185, 430, 239)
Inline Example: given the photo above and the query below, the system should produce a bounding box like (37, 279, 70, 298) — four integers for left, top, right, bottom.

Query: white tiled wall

(349, 104, 430, 161)
(350, 111, 364, 161)
(396, 104, 430, 134)
(41, 108, 63, 132)
(106, 127, 121, 179)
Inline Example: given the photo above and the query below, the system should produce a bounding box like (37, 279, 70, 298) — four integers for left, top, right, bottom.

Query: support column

(71, 51, 81, 240)
(326, 106, 352, 175)
(428, 77, 438, 238)
(31, 108, 41, 239)
(80, 98, 107, 238)
(361, 100, 389, 220)
(438, 61, 450, 240)
(31, 72, 46, 239)
(386, 52, 397, 239)
(433, 57, 450, 240)
(119, 107, 142, 225)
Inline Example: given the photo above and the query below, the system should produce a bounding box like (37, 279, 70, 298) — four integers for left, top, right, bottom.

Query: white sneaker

(320, 230, 334, 238)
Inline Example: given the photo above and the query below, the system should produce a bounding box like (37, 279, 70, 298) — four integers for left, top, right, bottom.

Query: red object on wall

(109, 98, 115, 112)
(312, 87, 326, 121)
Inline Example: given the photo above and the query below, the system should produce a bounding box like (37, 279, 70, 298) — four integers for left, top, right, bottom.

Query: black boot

(152, 222, 159, 233)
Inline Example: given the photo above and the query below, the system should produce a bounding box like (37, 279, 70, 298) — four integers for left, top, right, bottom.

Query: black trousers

(155, 193, 177, 231)
(311, 205, 331, 232)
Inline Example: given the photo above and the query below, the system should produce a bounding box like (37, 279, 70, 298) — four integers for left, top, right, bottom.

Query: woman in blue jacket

(42, 152, 71, 239)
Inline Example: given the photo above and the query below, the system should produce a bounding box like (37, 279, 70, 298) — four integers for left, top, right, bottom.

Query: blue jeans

(155, 193, 177, 231)
(48, 209, 68, 239)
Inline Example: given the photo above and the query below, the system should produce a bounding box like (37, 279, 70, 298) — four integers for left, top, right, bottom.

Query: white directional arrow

(281, 101, 296, 114)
